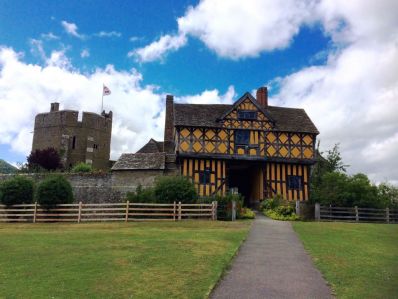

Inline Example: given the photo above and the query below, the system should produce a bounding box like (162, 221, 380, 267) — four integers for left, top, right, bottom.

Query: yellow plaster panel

(180, 128, 190, 138)
(180, 141, 189, 152)
(304, 148, 313, 158)
(237, 148, 245, 155)
(206, 130, 215, 139)
(279, 134, 288, 144)
(291, 134, 300, 144)
(193, 142, 202, 152)
(193, 129, 202, 139)
(291, 147, 300, 158)
(218, 142, 227, 153)
(279, 146, 288, 157)
(267, 132, 276, 143)
(303, 135, 312, 145)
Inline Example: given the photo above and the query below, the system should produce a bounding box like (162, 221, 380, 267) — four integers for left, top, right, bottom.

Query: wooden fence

(0, 201, 218, 223)
(315, 203, 398, 223)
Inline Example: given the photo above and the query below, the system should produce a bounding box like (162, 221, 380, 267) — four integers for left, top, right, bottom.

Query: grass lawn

(0, 221, 250, 299)
(293, 222, 398, 299)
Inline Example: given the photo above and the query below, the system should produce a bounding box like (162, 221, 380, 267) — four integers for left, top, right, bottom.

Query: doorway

(228, 161, 263, 207)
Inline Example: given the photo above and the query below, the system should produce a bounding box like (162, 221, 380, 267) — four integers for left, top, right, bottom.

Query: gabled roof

(218, 92, 275, 123)
(137, 138, 164, 153)
(174, 96, 319, 134)
(111, 153, 165, 170)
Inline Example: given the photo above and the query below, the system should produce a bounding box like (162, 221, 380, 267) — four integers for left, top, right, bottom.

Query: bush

(240, 207, 256, 219)
(36, 175, 73, 208)
(154, 176, 197, 204)
(261, 195, 298, 221)
(27, 147, 62, 171)
(72, 163, 92, 173)
(199, 193, 244, 220)
(264, 209, 299, 221)
(0, 176, 34, 206)
(126, 185, 156, 203)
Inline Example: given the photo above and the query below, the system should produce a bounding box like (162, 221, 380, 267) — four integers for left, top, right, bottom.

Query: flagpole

(101, 84, 104, 112)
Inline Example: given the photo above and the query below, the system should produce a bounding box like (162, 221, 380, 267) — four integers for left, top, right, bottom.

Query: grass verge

(0, 221, 250, 299)
(293, 221, 398, 299)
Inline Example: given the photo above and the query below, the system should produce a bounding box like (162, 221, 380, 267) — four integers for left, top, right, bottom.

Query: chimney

(50, 102, 59, 112)
(164, 95, 174, 142)
(256, 87, 268, 107)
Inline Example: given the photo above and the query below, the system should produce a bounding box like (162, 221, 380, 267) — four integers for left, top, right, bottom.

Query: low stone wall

(0, 170, 164, 203)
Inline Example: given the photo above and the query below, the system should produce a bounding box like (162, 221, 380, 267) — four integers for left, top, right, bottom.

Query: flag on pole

(103, 85, 111, 96)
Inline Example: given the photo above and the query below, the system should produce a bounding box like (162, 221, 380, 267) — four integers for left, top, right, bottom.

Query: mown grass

(293, 222, 398, 299)
(0, 221, 251, 299)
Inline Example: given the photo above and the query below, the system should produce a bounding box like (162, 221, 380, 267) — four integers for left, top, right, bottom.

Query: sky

(0, 0, 397, 185)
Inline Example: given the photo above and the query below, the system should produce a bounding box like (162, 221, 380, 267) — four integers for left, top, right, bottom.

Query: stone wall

(0, 170, 164, 203)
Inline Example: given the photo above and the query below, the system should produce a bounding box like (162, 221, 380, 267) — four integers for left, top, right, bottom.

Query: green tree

(0, 176, 34, 206)
(36, 175, 73, 208)
(154, 176, 197, 204)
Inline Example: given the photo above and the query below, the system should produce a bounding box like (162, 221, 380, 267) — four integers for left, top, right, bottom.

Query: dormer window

(238, 110, 257, 120)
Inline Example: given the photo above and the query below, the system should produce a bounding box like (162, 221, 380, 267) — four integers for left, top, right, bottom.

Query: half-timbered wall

(176, 98, 314, 159)
(264, 163, 310, 201)
(181, 158, 227, 197)
(177, 127, 314, 160)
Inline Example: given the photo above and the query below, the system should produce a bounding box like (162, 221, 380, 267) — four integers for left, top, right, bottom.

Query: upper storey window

(235, 130, 250, 145)
(238, 110, 257, 120)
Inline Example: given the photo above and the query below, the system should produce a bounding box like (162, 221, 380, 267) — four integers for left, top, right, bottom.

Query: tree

(0, 176, 34, 206)
(36, 175, 73, 208)
(27, 148, 61, 171)
(154, 176, 197, 204)
(325, 143, 348, 173)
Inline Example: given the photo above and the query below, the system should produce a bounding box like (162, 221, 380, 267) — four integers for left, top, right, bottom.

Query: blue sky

(0, 0, 397, 184)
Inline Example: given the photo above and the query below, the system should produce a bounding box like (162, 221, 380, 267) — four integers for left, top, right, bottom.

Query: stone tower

(32, 103, 113, 170)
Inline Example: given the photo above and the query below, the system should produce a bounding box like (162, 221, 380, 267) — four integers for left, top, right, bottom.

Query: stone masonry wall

(0, 170, 164, 203)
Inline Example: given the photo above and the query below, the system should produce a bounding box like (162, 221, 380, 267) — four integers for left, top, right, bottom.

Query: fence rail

(0, 201, 218, 223)
(315, 203, 397, 223)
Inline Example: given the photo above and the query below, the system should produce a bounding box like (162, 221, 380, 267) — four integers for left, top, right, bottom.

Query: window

(199, 168, 211, 185)
(72, 136, 76, 149)
(287, 175, 303, 190)
(238, 110, 257, 120)
(93, 144, 98, 150)
(235, 130, 250, 145)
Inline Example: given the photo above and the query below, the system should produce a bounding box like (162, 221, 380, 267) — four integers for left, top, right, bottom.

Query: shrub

(264, 209, 299, 221)
(72, 162, 92, 173)
(0, 176, 34, 206)
(154, 176, 197, 204)
(240, 207, 256, 219)
(126, 185, 156, 203)
(36, 175, 73, 208)
(199, 193, 244, 220)
(27, 147, 62, 171)
(261, 195, 298, 221)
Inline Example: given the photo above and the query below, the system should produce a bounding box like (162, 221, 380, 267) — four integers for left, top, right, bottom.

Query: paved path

(211, 213, 332, 299)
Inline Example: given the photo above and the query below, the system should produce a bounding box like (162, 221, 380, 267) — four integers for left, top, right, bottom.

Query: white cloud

(61, 20, 85, 39)
(40, 32, 59, 40)
(269, 0, 398, 185)
(176, 85, 236, 104)
(129, 36, 142, 42)
(0, 47, 233, 161)
(80, 49, 90, 58)
(129, 33, 187, 62)
(95, 31, 122, 38)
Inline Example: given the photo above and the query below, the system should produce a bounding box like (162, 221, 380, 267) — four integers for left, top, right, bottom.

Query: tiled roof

(111, 153, 165, 170)
(174, 103, 319, 134)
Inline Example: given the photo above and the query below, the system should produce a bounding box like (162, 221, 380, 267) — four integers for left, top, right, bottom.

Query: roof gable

(219, 92, 274, 123)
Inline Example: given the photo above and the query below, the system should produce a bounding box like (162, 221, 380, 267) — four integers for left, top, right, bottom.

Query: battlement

(34, 103, 112, 132)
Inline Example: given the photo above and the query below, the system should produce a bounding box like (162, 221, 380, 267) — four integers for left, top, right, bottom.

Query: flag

(103, 85, 111, 96)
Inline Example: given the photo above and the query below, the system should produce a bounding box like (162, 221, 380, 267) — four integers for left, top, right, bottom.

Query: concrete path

(210, 213, 332, 299)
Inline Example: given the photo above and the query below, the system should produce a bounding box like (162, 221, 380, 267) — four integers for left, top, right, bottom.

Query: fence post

(78, 201, 82, 223)
(214, 201, 218, 221)
(125, 201, 129, 222)
(355, 206, 359, 222)
(173, 201, 176, 221)
(211, 201, 215, 220)
(386, 207, 390, 224)
(295, 200, 300, 216)
(33, 201, 37, 223)
(178, 201, 182, 221)
(231, 200, 236, 221)
(315, 203, 320, 221)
